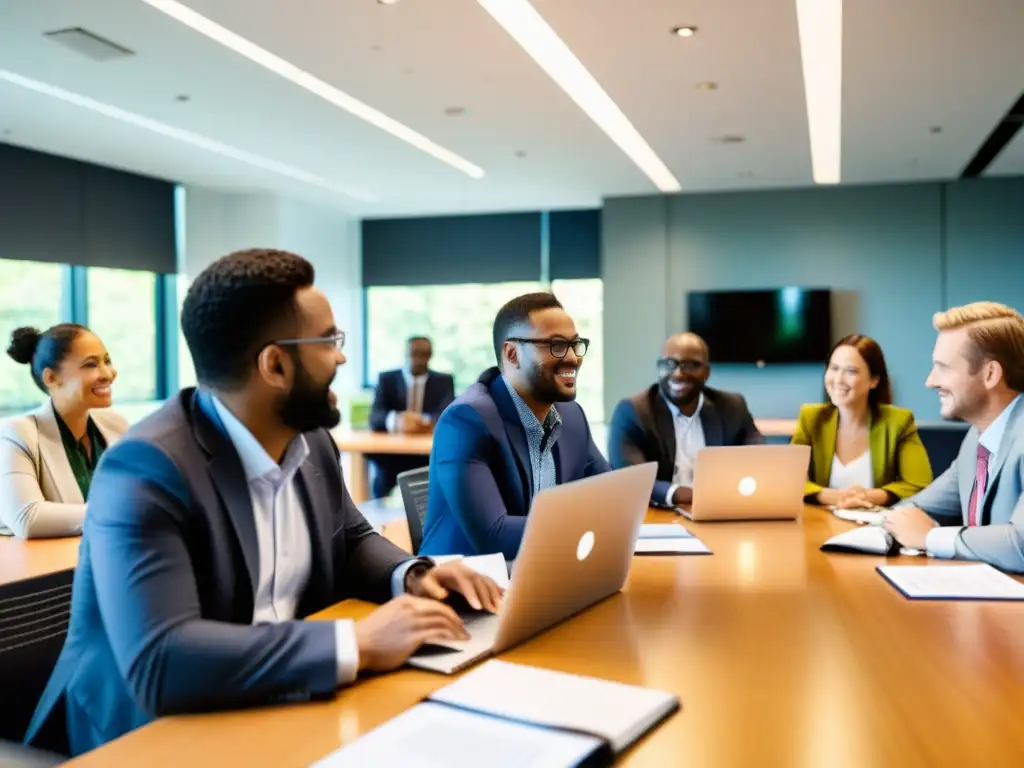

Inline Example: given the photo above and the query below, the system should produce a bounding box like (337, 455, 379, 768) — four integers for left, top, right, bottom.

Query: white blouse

(828, 451, 873, 489)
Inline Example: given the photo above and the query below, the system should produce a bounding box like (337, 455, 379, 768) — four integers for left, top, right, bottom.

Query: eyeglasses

(507, 337, 590, 359)
(273, 331, 346, 353)
(657, 357, 705, 374)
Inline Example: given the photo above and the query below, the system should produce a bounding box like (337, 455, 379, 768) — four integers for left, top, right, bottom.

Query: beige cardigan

(0, 403, 129, 538)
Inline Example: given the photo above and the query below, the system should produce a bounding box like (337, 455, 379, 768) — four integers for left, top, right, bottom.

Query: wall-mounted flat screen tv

(686, 288, 832, 363)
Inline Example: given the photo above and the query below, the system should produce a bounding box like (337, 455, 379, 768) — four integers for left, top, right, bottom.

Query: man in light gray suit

(25, 249, 502, 756)
(886, 302, 1024, 572)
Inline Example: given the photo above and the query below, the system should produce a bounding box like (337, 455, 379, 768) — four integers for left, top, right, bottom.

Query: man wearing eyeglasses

(419, 292, 610, 559)
(608, 332, 764, 508)
(26, 249, 502, 755)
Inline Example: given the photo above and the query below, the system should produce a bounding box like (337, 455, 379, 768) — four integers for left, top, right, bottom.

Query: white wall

(181, 186, 363, 393)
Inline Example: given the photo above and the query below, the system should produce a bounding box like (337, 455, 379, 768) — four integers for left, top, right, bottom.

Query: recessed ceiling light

(696, 81, 718, 91)
(796, 0, 842, 184)
(672, 26, 698, 38)
(377, 0, 401, 5)
(0, 69, 377, 202)
(139, 0, 483, 179)
(478, 0, 680, 193)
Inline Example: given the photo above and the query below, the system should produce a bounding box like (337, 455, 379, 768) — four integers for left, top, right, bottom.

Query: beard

(278, 357, 340, 433)
(527, 360, 578, 403)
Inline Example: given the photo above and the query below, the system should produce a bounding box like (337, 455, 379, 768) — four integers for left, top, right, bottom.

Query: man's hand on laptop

(355, 595, 469, 672)
(406, 561, 504, 614)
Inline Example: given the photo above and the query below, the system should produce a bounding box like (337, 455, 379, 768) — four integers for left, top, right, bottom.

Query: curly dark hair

(181, 248, 315, 390)
(492, 292, 563, 365)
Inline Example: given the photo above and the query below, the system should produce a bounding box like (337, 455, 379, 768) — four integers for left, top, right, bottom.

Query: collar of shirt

(211, 396, 310, 488)
(501, 375, 563, 442)
(403, 369, 429, 385)
(979, 394, 1022, 458)
(663, 391, 705, 423)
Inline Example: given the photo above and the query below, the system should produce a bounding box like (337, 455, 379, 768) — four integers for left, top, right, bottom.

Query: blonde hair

(933, 302, 1024, 392)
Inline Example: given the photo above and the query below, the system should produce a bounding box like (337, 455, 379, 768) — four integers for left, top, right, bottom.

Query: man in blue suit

(367, 336, 455, 498)
(24, 249, 500, 755)
(419, 292, 610, 559)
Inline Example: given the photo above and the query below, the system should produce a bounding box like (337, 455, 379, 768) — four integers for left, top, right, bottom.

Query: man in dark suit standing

(25, 249, 500, 755)
(419, 293, 609, 559)
(608, 332, 764, 507)
(368, 336, 455, 498)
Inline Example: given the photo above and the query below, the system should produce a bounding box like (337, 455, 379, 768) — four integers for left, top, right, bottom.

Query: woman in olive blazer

(792, 335, 933, 507)
(0, 324, 128, 538)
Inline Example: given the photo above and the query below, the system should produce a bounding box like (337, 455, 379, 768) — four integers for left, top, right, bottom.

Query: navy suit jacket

(419, 368, 610, 559)
(368, 369, 455, 431)
(25, 389, 412, 755)
(608, 384, 764, 504)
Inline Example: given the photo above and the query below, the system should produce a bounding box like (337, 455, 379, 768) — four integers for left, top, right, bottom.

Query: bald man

(608, 333, 764, 506)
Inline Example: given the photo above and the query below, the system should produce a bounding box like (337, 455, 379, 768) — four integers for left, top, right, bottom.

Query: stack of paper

(830, 507, 887, 526)
(635, 523, 711, 555)
(878, 564, 1024, 601)
(312, 660, 680, 767)
(820, 525, 897, 556)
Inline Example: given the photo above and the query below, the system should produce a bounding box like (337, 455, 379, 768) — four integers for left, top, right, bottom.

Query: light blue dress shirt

(926, 394, 1022, 558)
(664, 392, 706, 505)
(502, 377, 562, 496)
(212, 397, 418, 684)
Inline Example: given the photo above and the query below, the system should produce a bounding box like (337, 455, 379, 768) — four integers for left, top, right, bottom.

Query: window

(365, 278, 604, 423)
(87, 268, 157, 402)
(0, 259, 65, 414)
(176, 275, 197, 390)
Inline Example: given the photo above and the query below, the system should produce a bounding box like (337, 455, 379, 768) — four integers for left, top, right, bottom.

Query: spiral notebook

(311, 660, 680, 767)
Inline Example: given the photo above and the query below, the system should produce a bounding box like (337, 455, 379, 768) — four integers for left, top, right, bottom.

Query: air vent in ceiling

(44, 27, 135, 61)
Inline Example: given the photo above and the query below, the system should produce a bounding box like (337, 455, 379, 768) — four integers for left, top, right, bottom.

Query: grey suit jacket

(901, 397, 1024, 572)
(24, 388, 413, 755)
(0, 404, 128, 538)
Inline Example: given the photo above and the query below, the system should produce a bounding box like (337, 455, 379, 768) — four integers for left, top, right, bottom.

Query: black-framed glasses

(507, 337, 590, 359)
(657, 357, 704, 374)
(273, 331, 346, 353)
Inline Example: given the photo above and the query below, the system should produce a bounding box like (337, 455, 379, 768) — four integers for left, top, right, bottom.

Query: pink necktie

(967, 444, 991, 527)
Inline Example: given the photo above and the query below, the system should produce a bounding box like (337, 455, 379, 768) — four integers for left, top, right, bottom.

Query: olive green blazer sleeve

(790, 404, 832, 499)
(874, 406, 933, 500)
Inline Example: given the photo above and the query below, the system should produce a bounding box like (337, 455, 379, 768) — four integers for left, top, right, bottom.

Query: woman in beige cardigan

(0, 324, 128, 538)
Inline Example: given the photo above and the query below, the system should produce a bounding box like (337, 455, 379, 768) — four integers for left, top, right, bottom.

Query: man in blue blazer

(419, 292, 610, 560)
(24, 249, 500, 755)
(368, 336, 455, 498)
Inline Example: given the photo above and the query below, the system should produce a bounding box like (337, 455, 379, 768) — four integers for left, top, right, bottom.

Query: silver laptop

(408, 462, 657, 675)
(683, 444, 810, 521)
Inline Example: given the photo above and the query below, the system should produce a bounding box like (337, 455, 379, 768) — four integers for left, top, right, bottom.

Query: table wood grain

(66, 506, 1024, 767)
(0, 536, 80, 586)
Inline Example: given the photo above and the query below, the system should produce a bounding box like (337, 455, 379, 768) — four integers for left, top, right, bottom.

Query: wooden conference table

(0, 536, 79, 587)
(335, 418, 799, 503)
(67, 506, 1024, 767)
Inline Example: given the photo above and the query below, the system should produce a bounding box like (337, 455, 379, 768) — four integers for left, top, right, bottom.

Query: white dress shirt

(828, 451, 873, 490)
(212, 397, 419, 685)
(926, 394, 1022, 558)
(664, 393, 707, 505)
(385, 370, 430, 433)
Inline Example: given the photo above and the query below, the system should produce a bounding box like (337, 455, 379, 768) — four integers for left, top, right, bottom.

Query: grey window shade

(362, 212, 541, 286)
(549, 209, 600, 280)
(0, 143, 176, 273)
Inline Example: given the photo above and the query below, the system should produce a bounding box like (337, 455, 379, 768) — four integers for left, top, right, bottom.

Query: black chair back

(397, 467, 430, 554)
(0, 569, 72, 755)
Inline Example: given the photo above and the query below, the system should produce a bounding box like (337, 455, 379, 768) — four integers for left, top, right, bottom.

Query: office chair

(0, 569, 72, 758)
(396, 467, 430, 554)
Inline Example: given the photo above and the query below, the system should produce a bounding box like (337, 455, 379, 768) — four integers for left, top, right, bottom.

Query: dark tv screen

(686, 288, 832, 363)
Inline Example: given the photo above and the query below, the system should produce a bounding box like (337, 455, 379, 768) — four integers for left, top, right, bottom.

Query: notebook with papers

(311, 660, 680, 768)
(878, 564, 1024, 601)
(634, 523, 711, 555)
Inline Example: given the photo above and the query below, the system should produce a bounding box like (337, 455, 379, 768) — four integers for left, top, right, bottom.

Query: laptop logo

(738, 476, 757, 496)
(576, 531, 595, 561)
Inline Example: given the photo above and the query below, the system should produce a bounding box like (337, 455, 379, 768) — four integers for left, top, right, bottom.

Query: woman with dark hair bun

(0, 323, 128, 538)
(791, 334, 933, 509)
